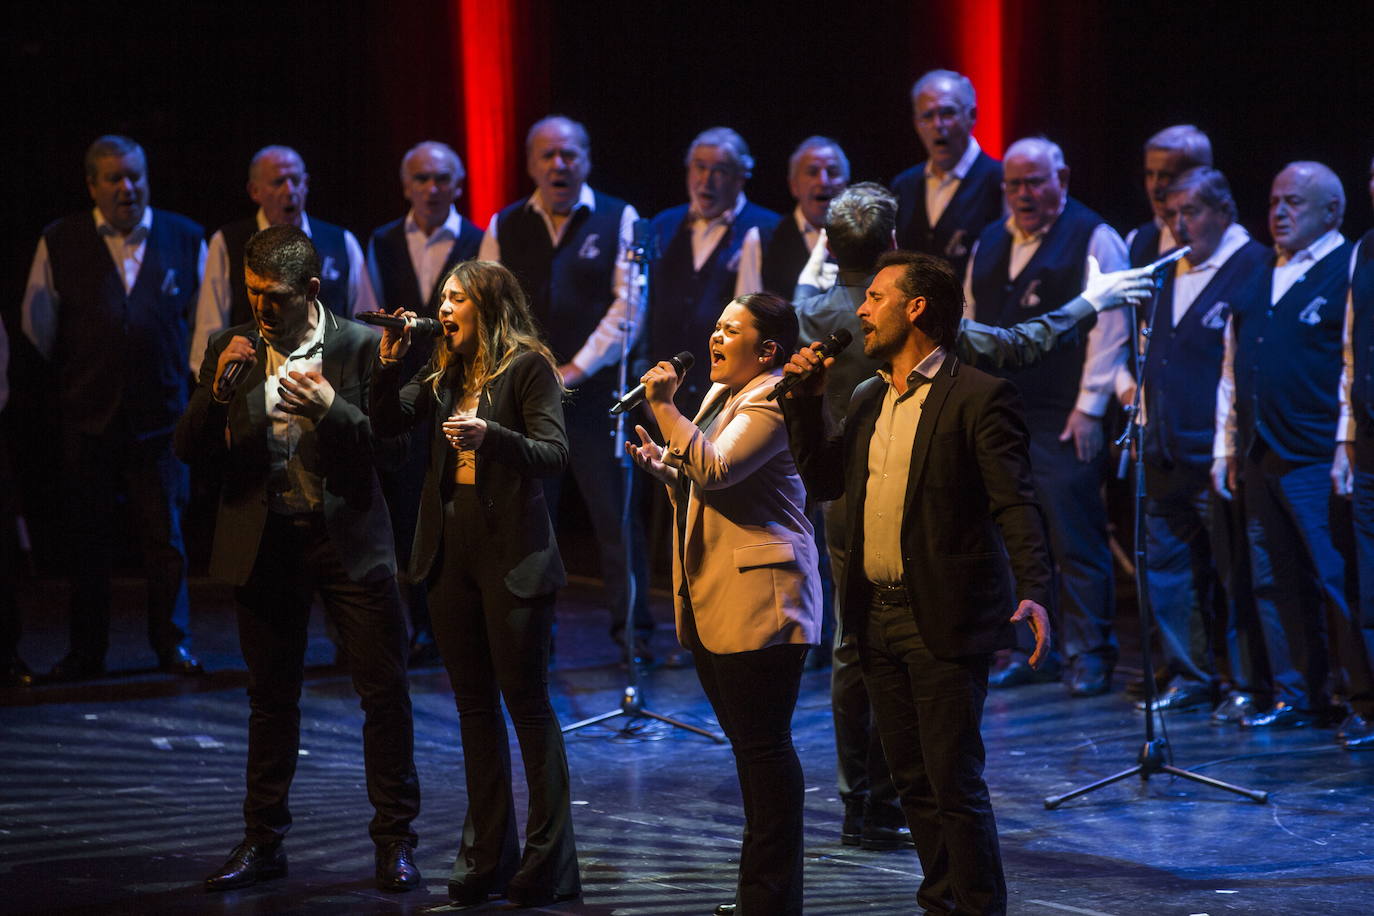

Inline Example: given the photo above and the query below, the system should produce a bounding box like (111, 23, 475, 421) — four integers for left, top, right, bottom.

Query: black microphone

(357, 310, 445, 338)
(1142, 245, 1192, 273)
(218, 330, 259, 391)
(767, 328, 853, 401)
(609, 351, 694, 415)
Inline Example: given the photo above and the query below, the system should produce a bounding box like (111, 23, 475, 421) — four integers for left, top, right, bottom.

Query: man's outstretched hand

(1010, 599, 1051, 668)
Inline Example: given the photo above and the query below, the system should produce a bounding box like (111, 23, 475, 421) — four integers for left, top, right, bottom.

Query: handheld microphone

(767, 328, 853, 401)
(1142, 246, 1192, 274)
(218, 330, 259, 391)
(357, 310, 446, 338)
(609, 351, 694, 415)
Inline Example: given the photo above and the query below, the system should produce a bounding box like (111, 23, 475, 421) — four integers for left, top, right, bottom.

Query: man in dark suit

(21, 134, 205, 679)
(891, 70, 1003, 279)
(784, 250, 1052, 915)
(367, 140, 483, 666)
(175, 226, 420, 893)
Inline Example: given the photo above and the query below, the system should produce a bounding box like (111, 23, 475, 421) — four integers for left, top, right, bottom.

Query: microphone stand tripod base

(561, 684, 724, 743)
(1043, 738, 1268, 809)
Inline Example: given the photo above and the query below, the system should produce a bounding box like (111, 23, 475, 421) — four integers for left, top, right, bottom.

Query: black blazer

(370, 348, 568, 598)
(174, 310, 398, 586)
(784, 355, 1052, 660)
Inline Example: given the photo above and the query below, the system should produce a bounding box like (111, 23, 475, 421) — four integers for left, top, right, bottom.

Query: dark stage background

(4, 0, 1371, 569)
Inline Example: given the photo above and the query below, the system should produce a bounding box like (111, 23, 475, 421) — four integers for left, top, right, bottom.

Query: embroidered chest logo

(1200, 301, 1227, 330)
(1019, 278, 1042, 309)
(161, 268, 180, 297)
(1298, 295, 1328, 326)
(944, 229, 969, 259)
(321, 256, 342, 282)
(578, 233, 601, 260)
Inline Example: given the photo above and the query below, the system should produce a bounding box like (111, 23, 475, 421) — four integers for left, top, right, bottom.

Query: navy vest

(760, 213, 809, 299)
(1231, 239, 1351, 463)
(495, 191, 628, 394)
(44, 209, 204, 436)
(1141, 238, 1269, 469)
(647, 201, 781, 415)
(969, 197, 1103, 422)
(222, 215, 352, 325)
(367, 214, 483, 378)
(1348, 230, 1374, 463)
(1128, 221, 1163, 268)
(893, 151, 1003, 279)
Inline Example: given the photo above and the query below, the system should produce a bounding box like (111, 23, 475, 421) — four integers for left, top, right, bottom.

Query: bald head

(248, 146, 308, 227)
(1003, 138, 1069, 236)
(1269, 161, 1344, 255)
(402, 141, 465, 233)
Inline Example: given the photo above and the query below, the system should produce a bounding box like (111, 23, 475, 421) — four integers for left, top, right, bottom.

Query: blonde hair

(425, 260, 561, 398)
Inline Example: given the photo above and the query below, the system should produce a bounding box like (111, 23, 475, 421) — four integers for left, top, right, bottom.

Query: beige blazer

(661, 370, 822, 654)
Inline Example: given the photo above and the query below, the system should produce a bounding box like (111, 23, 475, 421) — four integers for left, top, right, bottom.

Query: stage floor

(3, 576, 1373, 914)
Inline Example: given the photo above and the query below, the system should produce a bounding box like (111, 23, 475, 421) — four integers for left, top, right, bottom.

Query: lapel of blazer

(317, 307, 346, 387)
(843, 380, 885, 547)
(904, 354, 960, 507)
(228, 322, 271, 461)
(432, 376, 456, 479)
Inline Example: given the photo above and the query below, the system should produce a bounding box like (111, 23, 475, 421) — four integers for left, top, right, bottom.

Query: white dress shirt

(22, 207, 207, 360)
(1336, 237, 1366, 443)
(1123, 216, 1178, 258)
(1213, 228, 1346, 458)
(925, 137, 983, 227)
(690, 192, 748, 272)
(963, 213, 1130, 417)
(189, 209, 376, 374)
(734, 204, 821, 297)
(405, 205, 464, 301)
(479, 183, 642, 378)
(263, 302, 328, 515)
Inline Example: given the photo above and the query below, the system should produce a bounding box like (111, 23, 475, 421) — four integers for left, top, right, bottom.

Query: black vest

(1141, 238, 1269, 469)
(1128, 221, 1163, 268)
(969, 198, 1104, 422)
(893, 151, 1003, 279)
(1347, 230, 1374, 463)
(221, 215, 352, 325)
(1231, 239, 1351, 463)
(760, 213, 809, 299)
(647, 201, 781, 415)
(495, 191, 628, 395)
(367, 214, 483, 378)
(44, 209, 204, 436)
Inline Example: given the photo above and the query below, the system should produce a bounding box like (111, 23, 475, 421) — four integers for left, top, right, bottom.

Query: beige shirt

(862, 348, 945, 585)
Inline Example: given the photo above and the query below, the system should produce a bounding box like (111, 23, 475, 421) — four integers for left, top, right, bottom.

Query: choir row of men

(3, 67, 1373, 894)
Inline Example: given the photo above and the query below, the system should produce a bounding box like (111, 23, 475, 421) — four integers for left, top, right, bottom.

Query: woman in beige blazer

(628, 292, 821, 916)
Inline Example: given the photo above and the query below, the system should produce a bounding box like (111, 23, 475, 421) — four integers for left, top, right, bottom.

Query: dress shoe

(158, 644, 205, 676)
(989, 659, 1059, 689)
(1135, 682, 1212, 712)
(448, 878, 498, 905)
(840, 800, 864, 846)
(1210, 692, 1257, 725)
(1125, 668, 1172, 699)
(1240, 701, 1314, 729)
(505, 884, 580, 908)
(204, 840, 287, 891)
(618, 634, 656, 667)
(1068, 668, 1111, 698)
(47, 653, 105, 681)
(375, 841, 420, 892)
(1336, 713, 1372, 742)
(714, 904, 738, 915)
(860, 822, 915, 850)
(1, 657, 34, 688)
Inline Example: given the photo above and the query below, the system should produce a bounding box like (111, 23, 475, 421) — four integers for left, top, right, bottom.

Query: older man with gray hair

(1126, 124, 1214, 267)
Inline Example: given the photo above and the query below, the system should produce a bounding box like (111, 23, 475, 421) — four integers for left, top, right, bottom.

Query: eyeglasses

(1003, 176, 1051, 193)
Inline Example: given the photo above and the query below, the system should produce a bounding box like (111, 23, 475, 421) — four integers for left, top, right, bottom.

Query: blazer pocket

(734, 541, 796, 570)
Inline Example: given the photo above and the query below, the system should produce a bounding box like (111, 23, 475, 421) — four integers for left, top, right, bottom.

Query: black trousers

(429, 489, 579, 899)
(861, 593, 1005, 916)
(685, 607, 808, 916)
(234, 512, 419, 847)
(63, 424, 190, 663)
(379, 426, 434, 649)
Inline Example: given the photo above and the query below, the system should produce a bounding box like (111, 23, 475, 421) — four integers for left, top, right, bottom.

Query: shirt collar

(792, 204, 819, 235)
(93, 205, 152, 241)
(527, 183, 595, 218)
(691, 192, 747, 225)
(1006, 201, 1067, 245)
(405, 205, 460, 239)
(876, 346, 946, 394)
(255, 207, 312, 237)
(1187, 223, 1251, 273)
(1275, 228, 1343, 267)
(926, 136, 981, 182)
(272, 300, 327, 359)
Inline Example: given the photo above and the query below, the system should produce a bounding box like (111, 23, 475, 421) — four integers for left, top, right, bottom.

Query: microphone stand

(1044, 252, 1266, 808)
(561, 221, 722, 743)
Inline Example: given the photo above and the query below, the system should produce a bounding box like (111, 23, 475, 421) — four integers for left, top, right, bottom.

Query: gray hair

(1283, 160, 1346, 224)
(685, 126, 754, 177)
(1165, 167, 1237, 222)
(824, 182, 896, 271)
(1005, 136, 1067, 171)
(400, 140, 465, 185)
(85, 135, 145, 180)
(525, 115, 590, 156)
(910, 69, 976, 109)
(1144, 125, 1213, 170)
(788, 136, 850, 184)
(249, 145, 304, 183)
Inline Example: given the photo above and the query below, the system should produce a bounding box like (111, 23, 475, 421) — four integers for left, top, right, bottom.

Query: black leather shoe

(1240, 701, 1313, 729)
(989, 660, 1059, 688)
(1210, 692, 1257, 725)
(860, 822, 915, 850)
(205, 840, 287, 891)
(1135, 683, 1213, 712)
(1, 657, 34, 688)
(375, 841, 420, 892)
(158, 644, 205, 676)
(47, 653, 105, 681)
(840, 800, 863, 846)
(448, 878, 497, 905)
(714, 904, 738, 915)
(1069, 669, 1111, 698)
(1125, 668, 1172, 699)
(1338, 713, 1374, 746)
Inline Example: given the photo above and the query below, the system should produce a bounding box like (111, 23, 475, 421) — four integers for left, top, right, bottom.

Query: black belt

(868, 581, 908, 605)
